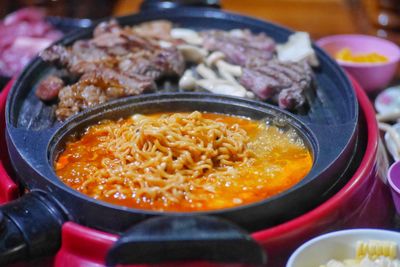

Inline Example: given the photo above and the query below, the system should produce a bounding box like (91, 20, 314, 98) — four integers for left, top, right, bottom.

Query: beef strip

(240, 60, 313, 109)
(93, 19, 121, 37)
(35, 75, 64, 101)
(130, 20, 173, 42)
(41, 20, 184, 79)
(117, 48, 184, 80)
(40, 40, 114, 75)
(56, 68, 156, 120)
(40, 45, 70, 66)
(38, 20, 186, 120)
(201, 29, 275, 67)
(80, 67, 156, 95)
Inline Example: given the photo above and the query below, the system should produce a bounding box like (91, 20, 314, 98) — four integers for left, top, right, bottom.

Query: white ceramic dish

(375, 86, 400, 116)
(286, 229, 400, 267)
(384, 122, 400, 161)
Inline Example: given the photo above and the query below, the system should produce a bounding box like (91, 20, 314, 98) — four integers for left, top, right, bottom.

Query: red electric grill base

(0, 78, 395, 267)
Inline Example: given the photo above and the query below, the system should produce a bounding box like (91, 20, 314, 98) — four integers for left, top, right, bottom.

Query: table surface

(113, 0, 369, 40)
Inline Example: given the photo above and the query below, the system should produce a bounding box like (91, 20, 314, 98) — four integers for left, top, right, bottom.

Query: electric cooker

(0, 2, 394, 266)
(0, 77, 394, 267)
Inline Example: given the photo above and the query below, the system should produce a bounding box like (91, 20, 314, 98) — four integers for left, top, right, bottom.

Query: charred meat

(41, 20, 184, 79)
(240, 60, 313, 109)
(201, 29, 275, 67)
(55, 68, 155, 120)
(38, 19, 318, 120)
(35, 75, 65, 101)
(39, 20, 185, 120)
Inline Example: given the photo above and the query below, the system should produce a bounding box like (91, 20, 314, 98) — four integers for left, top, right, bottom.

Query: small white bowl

(286, 229, 400, 267)
(384, 123, 400, 161)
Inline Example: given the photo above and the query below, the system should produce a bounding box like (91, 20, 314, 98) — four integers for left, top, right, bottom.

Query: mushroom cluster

(172, 28, 254, 98)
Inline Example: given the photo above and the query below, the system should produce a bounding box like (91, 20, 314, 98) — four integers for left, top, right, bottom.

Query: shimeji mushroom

(177, 44, 209, 63)
(196, 63, 218, 80)
(179, 69, 197, 90)
(195, 79, 249, 98)
(171, 28, 203, 45)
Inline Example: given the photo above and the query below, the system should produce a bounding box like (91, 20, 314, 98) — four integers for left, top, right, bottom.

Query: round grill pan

(3, 6, 358, 266)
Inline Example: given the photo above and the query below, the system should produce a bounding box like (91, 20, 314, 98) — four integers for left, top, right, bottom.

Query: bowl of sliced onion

(316, 34, 400, 93)
(287, 229, 400, 267)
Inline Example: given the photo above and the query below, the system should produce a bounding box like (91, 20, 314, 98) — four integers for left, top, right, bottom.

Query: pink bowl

(316, 34, 400, 93)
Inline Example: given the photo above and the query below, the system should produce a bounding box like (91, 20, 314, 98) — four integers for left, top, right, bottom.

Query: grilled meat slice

(240, 60, 313, 109)
(201, 29, 275, 67)
(153, 47, 185, 77)
(80, 68, 156, 95)
(41, 20, 185, 80)
(35, 75, 64, 101)
(40, 41, 114, 75)
(118, 47, 185, 80)
(40, 44, 70, 66)
(93, 19, 121, 37)
(56, 68, 155, 120)
(130, 20, 173, 42)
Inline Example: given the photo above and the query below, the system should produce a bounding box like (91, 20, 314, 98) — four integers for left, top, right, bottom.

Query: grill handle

(140, 0, 221, 11)
(0, 191, 67, 265)
(105, 215, 267, 267)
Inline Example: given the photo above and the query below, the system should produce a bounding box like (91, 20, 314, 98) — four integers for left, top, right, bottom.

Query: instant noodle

(55, 111, 312, 212)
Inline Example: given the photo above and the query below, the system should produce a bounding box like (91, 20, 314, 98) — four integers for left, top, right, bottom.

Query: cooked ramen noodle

(55, 111, 313, 211)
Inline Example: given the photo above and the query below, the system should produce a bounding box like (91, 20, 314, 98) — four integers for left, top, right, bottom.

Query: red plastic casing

(0, 78, 393, 267)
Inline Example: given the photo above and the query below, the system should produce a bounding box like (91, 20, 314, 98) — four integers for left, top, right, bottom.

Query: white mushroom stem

(215, 60, 242, 77)
(196, 64, 218, 80)
(177, 44, 208, 63)
(377, 111, 400, 122)
(218, 68, 236, 83)
(179, 69, 197, 90)
(196, 79, 248, 97)
(379, 122, 400, 155)
(206, 52, 242, 78)
(171, 28, 203, 45)
(206, 51, 225, 66)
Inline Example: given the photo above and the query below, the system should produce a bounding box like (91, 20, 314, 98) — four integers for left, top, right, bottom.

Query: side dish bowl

(287, 229, 400, 267)
(316, 34, 400, 93)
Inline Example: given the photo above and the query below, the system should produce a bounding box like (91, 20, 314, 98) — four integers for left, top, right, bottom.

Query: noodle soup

(55, 111, 312, 212)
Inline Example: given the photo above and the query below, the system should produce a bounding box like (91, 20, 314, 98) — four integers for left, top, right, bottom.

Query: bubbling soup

(55, 111, 313, 211)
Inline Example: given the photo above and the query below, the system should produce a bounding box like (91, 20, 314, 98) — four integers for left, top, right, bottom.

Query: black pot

(2, 2, 358, 266)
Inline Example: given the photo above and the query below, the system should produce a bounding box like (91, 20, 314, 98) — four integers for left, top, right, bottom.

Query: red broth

(55, 112, 312, 211)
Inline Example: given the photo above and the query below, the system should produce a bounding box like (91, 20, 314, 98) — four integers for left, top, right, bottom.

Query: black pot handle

(0, 191, 67, 265)
(140, 0, 221, 11)
(106, 216, 267, 267)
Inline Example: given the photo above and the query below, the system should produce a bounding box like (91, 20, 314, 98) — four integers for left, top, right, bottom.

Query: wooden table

(2, 0, 394, 42)
(113, 0, 368, 40)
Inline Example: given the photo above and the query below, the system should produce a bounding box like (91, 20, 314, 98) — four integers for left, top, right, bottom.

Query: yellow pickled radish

(335, 48, 388, 63)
